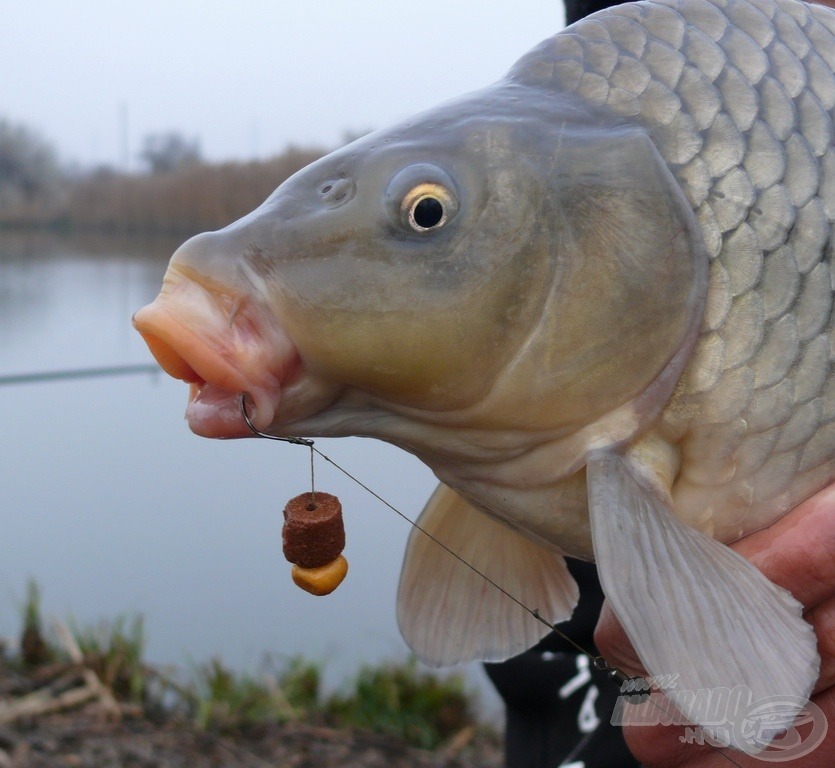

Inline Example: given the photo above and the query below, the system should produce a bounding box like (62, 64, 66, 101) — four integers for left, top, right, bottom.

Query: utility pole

(119, 102, 130, 172)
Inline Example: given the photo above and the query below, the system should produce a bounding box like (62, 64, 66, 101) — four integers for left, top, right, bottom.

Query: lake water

(0, 231, 500, 712)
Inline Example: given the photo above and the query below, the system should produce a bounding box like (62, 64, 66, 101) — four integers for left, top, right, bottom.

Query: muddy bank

(0, 711, 502, 768)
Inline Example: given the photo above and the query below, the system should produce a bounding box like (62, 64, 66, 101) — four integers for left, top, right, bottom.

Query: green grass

(187, 655, 475, 748)
(19, 579, 52, 667)
(71, 615, 147, 703)
(325, 657, 474, 749)
(189, 655, 322, 732)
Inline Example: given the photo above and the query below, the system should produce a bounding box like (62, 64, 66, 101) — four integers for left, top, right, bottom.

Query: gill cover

(464, 122, 708, 467)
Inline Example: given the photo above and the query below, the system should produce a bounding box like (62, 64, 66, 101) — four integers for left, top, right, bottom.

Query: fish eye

(385, 163, 459, 235)
(401, 183, 455, 232)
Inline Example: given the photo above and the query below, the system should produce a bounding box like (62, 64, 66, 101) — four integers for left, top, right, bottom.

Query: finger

(807, 594, 835, 694)
(623, 719, 730, 768)
(593, 601, 646, 677)
(595, 603, 835, 765)
(621, 685, 835, 767)
(732, 484, 835, 611)
(802, 685, 835, 767)
(597, 599, 835, 762)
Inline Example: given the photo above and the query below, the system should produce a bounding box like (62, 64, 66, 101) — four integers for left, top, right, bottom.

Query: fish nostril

(319, 177, 355, 207)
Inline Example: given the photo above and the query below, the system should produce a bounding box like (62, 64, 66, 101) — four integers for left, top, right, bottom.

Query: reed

(0, 146, 325, 237)
(61, 148, 324, 237)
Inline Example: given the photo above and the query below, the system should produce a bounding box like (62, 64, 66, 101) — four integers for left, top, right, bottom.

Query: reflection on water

(0, 232, 174, 372)
(0, 232, 499, 707)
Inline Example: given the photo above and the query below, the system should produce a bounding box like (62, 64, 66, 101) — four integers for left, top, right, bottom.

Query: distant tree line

(0, 120, 62, 220)
(0, 118, 325, 237)
(61, 148, 323, 236)
(140, 131, 202, 174)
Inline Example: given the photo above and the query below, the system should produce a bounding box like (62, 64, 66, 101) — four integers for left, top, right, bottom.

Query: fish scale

(513, 0, 835, 541)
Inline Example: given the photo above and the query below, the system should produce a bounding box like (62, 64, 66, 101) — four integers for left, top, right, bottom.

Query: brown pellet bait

(282, 492, 348, 595)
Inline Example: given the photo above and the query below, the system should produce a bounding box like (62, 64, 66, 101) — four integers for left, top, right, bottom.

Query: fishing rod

(0, 363, 160, 386)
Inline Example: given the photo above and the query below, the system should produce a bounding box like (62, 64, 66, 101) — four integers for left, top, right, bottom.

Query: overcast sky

(6, 1, 565, 170)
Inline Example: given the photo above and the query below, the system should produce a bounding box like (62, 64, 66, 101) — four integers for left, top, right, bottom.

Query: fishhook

(239, 393, 314, 446)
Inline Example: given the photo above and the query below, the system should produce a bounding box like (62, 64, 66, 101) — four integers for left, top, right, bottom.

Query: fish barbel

(134, 0, 835, 751)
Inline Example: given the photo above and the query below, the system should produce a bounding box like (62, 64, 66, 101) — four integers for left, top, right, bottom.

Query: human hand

(594, 483, 835, 767)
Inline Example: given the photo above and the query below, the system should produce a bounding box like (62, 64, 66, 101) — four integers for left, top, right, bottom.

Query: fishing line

(238, 397, 599, 660)
(240, 395, 746, 768)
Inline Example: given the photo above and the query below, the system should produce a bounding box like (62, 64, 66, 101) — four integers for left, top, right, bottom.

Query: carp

(134, 0, 835, 751)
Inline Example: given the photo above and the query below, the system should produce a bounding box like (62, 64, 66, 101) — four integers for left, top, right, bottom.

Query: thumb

(593, 601, 646, 679)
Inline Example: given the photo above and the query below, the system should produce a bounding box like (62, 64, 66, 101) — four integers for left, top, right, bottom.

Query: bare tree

(140, 132, 201, 174)
(0, 119, 60, 210)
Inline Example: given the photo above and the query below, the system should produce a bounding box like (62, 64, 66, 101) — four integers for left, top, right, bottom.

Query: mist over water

(0, 232, 499, 711)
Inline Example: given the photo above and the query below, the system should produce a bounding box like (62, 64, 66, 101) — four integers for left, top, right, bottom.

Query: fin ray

(397, 484, 579, 666)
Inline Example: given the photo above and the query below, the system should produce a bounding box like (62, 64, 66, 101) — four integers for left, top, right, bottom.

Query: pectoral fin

(587, 452, 819, 754)
(397, 483, 579, 666)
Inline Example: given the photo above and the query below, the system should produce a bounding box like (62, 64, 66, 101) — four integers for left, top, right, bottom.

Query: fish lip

(186, 381, 265, 439)
(132, 298, 294, 437)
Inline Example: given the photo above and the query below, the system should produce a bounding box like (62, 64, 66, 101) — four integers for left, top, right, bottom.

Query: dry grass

(5, 583, 482, 752)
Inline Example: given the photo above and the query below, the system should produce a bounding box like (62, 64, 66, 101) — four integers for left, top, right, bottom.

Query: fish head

(239, 88, 563, 416)
(134, 79, 707, 469)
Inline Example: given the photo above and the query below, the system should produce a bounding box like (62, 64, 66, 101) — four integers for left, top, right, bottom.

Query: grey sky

(7, 1, 564, 170)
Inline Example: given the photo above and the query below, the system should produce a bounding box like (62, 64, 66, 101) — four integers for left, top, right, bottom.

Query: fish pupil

(413, 197, 444, 229)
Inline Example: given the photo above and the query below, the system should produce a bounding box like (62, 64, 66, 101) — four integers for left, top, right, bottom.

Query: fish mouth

(133, 277, 299, 438)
